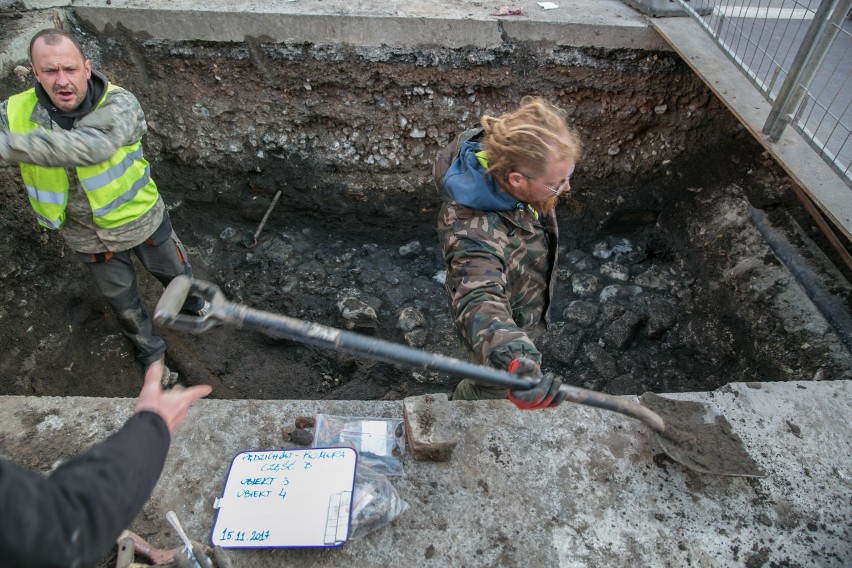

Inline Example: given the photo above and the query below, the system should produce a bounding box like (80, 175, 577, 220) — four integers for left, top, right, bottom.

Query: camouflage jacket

(0, 71, 163, 253)
(434, 129, 558, 370)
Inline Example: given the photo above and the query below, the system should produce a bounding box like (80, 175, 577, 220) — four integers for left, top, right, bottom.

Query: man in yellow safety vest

(0, 28, 207, 384)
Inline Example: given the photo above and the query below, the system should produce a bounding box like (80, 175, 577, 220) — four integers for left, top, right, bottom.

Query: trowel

(154, 276, 766, 478)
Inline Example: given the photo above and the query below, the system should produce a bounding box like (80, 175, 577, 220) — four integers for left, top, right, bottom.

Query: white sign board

(211, 448, 358, 548)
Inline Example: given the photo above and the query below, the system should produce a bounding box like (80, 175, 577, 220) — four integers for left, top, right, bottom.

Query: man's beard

(530, 195, 559, 214)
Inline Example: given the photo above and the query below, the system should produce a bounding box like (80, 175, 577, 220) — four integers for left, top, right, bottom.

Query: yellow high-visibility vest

(6, 84, 158, 230)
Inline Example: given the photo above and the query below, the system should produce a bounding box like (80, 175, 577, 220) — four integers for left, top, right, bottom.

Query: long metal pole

(154, 276, 667, 433)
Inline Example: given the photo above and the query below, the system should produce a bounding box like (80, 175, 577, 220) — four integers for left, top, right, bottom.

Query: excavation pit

(1, 2, 850, 403)
(2, 4, 852, 568)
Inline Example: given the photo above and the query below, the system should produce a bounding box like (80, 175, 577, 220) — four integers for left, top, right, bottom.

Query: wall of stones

(72, 22, 744, 223)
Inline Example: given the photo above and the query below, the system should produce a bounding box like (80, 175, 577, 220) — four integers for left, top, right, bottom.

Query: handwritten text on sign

(212, 448, 357, 548)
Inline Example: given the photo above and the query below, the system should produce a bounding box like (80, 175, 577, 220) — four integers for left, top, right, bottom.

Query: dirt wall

(66, 24, 737, 223)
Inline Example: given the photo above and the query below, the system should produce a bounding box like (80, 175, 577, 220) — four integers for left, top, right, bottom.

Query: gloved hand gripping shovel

(155, 276, 765, 478)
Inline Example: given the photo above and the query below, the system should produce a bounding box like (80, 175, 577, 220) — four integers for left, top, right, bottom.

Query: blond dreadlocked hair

(480, 96, 582, 187)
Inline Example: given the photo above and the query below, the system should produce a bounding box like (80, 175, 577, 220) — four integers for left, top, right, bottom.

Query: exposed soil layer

(1, 17, 850, 402)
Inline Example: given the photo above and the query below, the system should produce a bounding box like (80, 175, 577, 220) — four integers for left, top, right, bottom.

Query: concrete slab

(71, 0, 669, 50)
(1, 380, 850, 566)
(21, 0, 72, 9)
(0, 11, 64, 77)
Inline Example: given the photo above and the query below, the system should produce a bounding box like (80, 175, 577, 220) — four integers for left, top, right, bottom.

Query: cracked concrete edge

(68, 0, 670, 50)
(2, 1, 671, 82)
(21, 0, 72, 9)
(1, 381, 850, 566)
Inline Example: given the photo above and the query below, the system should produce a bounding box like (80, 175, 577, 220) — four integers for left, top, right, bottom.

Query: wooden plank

(650, 16, 852, 252)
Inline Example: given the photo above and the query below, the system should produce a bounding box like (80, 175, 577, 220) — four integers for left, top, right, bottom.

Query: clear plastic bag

(349, 463, 409, 539)
(313, 414, 406, 476)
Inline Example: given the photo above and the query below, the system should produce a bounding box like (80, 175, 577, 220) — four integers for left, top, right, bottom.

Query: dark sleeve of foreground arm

(0, 411, 170, 568)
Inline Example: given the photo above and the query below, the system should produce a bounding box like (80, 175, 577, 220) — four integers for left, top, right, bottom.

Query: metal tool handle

(166, 511, 213, 568)
(166, 510, 194, 551)
(155, 276, 665, 433)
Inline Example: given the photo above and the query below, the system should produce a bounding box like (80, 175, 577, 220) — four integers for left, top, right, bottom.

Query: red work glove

(506, 357, 565, 410)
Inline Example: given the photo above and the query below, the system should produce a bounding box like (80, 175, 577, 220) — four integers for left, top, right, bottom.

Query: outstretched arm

(0, 87, 146, 167)
(0, 362, 211, 567)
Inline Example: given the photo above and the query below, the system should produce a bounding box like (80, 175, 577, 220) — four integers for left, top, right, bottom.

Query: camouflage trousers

(450, 321, 547, 401)
(452, 378, 508, 401)
(77, 215, 203, 365)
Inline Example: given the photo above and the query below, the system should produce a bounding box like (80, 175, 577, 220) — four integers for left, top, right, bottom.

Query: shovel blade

(640, 392, 766, 478)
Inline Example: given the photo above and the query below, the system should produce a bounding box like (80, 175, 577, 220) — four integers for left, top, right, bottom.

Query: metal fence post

(762, 0, 852, 141)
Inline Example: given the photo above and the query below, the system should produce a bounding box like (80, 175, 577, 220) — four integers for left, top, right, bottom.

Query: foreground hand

(506, 357, 565, 410)
(134, 360, 213, 435)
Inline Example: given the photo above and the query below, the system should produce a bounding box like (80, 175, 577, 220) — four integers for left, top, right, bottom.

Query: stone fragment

(634, 295, 678, 338)
(600, 261, 630, 282)
(403, 393, 459, 462)
(571, 273, 601, 297)
(603, 309, 643, 349)
(591, 241, 613, 259)
(258, 238, 295, 264)
(609, 237, 634, 254)
(601, 302, 626, 322)
(599, 284, 643, 303)
(404, 328, 430, 348)
(399, 240, 422, 258)
(287, 428, 314, 446)
(563, 300, 599, 328)
(295, 416, 315, 429)
(537, 329, 583, 366)
(397, 307, 426, 331)
(566, 249, 596, 271)
(337, 297, 378, 330)
(219, 226, 237, 242)
(635, 265, 673, 291)
(583, 342, 618, 377)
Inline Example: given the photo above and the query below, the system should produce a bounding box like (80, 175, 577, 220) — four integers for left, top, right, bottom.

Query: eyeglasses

(519, 172, 572, 196)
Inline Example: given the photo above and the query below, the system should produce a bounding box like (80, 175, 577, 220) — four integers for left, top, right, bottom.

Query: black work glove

(506, 357, 566, 410)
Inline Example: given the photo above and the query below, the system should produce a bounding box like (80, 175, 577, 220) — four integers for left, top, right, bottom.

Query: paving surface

(1, 381, 850, 566)
(71, 0, 669, 50)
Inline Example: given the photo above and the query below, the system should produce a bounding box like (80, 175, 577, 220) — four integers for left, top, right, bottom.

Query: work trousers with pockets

(452, 378, 508, 401)
(76, 213, 204, 366)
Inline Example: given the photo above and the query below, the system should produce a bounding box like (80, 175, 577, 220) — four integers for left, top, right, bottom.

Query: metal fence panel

(673, 0, 852, 186)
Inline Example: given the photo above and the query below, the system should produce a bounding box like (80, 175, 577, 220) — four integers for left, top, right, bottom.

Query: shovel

(154, 276, 765, 478)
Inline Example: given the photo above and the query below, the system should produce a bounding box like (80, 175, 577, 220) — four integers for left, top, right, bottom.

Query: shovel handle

(155, 277, 222, 333)
(155, 276, 665, 433)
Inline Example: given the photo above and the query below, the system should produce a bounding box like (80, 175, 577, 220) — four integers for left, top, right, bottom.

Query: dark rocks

(599, 284, 643, 303)
(563, 300, 599, 328)
(338, 297, 379, 330)
(397, 307, 427, 331)
(287, 428, 314, 446)
(399, 240, 422, 258)
(603, 309, 643, 349)
(583, 342, 618, 377)
(571, 273, 601, 297)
